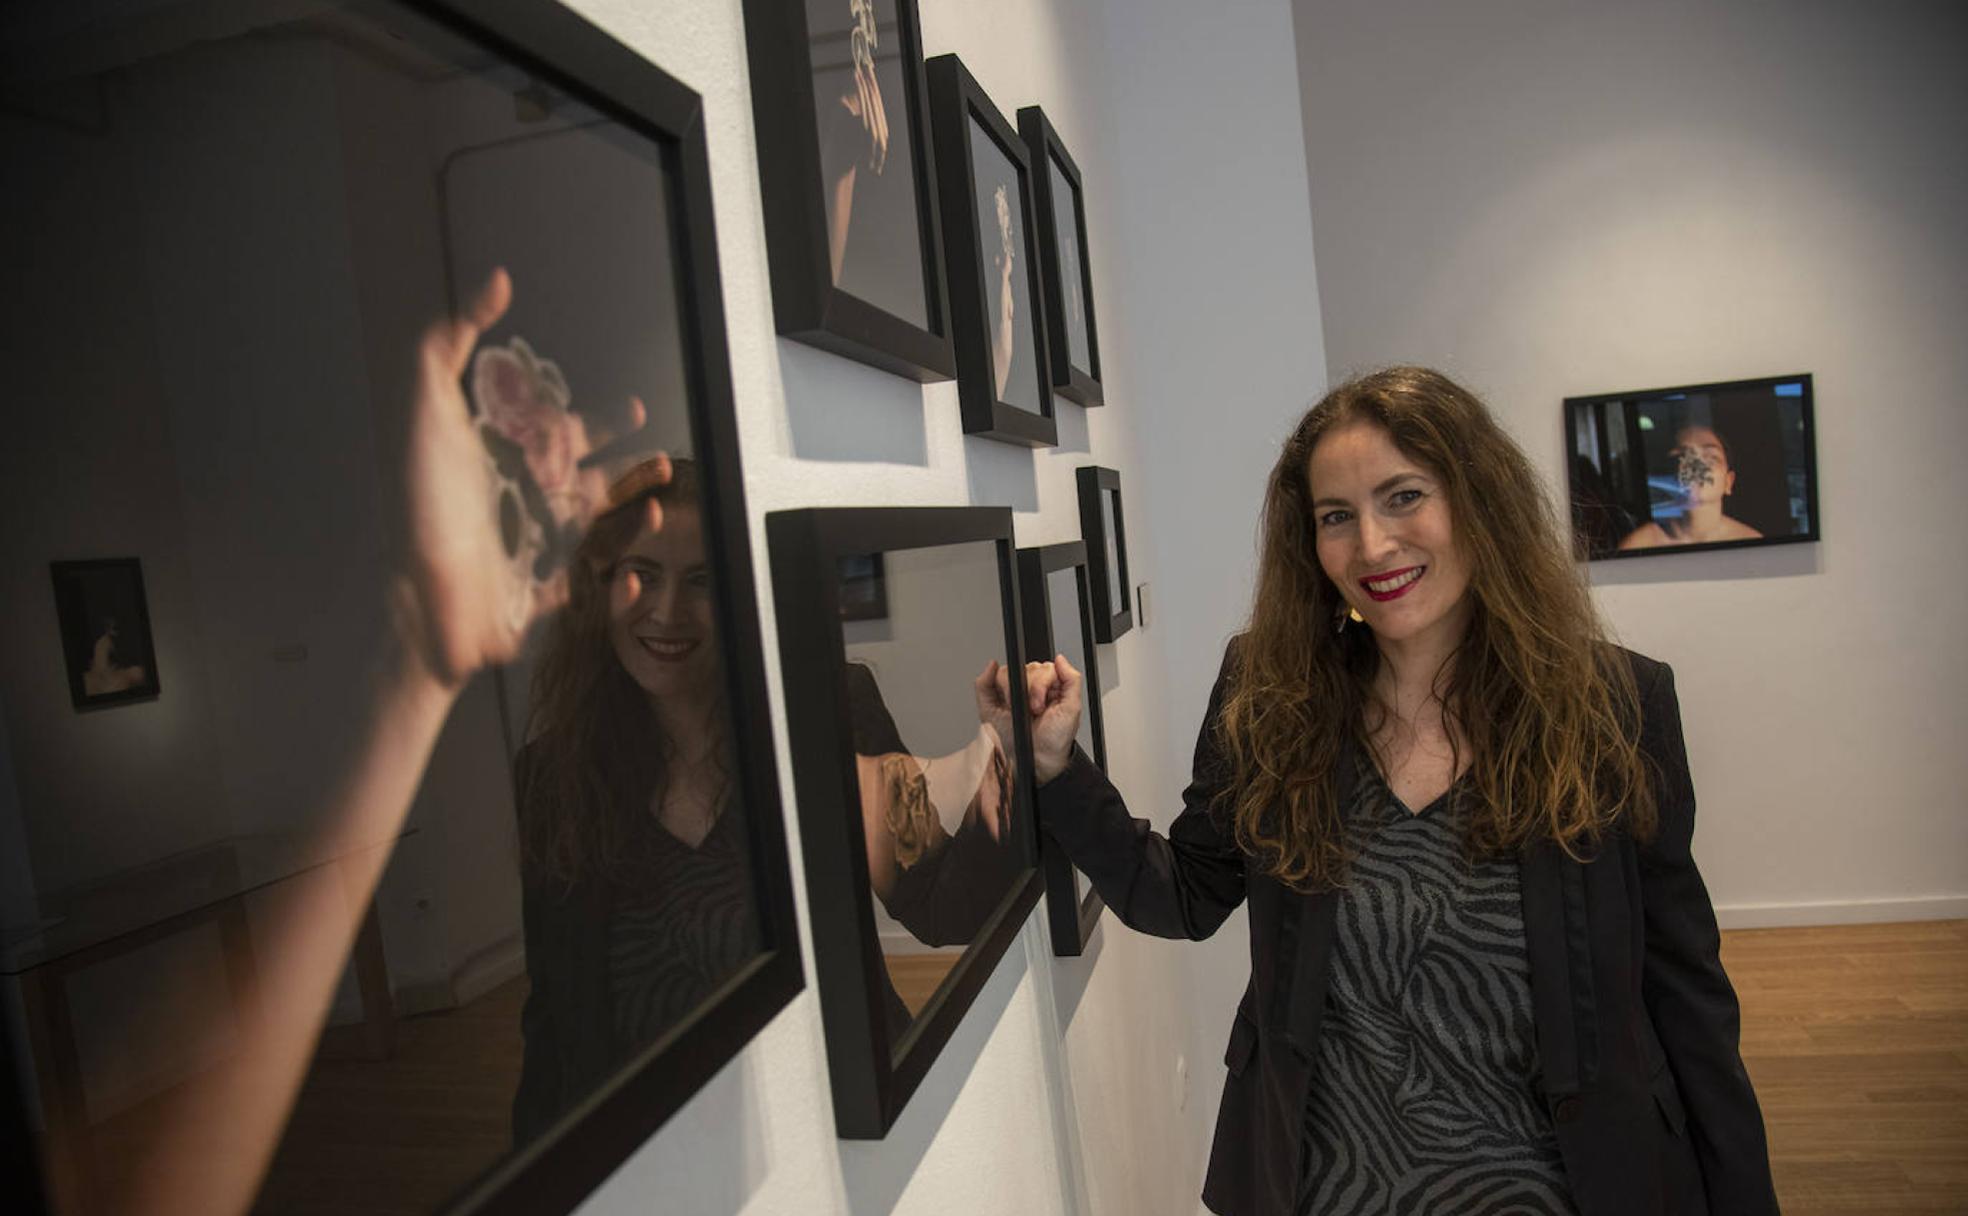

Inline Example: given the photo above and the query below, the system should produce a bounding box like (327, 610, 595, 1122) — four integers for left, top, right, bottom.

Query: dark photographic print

(0, 3, 799, 1214)
(743, 0, 954, 379)
(769, 508, 1041, 1138)
(1567, 374, 1820, 561)
(49, 559, 161, 711)
(1018, 106, 1102, 406)
(1077, 466, 1134, 642)
(926, 55, 1057, 447)
(1016, 543, 1107, 955)
(839, 553, 890, 621)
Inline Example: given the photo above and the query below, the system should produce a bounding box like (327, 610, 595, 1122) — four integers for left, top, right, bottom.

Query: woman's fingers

(437, 268, 512, 379)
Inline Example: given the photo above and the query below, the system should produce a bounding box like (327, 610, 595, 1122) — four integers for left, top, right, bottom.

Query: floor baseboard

(1715, 895, 1968, 929)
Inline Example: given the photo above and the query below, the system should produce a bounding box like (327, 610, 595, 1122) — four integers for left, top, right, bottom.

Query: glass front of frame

(1568, 376, 1817, 560)
(840, 541, 1024, 1054)
(1101, 489, 1127, 610)
(1044, 565, 1100, 912)
(0, 3, 787, 1213)
(806, 0, 931, 328)
(1047, 152, 1092, 374)
(967, 116, 1043, 420)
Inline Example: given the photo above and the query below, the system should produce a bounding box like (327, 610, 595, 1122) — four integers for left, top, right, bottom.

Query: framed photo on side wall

(925, 54, 1057, 447)
(768, 507, 1043, 1138)
(1016, 106, 1102, 407)
(1076, 465, 1133, 642)
(1016, 542, 1107, 955)
(50, 558, 161, 711)
(740, 0, 956, 381)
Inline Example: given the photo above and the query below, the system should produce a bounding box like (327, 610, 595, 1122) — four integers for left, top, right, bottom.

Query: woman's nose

(1356, 513, 1399, 563)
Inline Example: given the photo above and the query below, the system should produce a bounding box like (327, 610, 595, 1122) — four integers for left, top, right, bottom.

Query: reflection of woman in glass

(511, 457, 758, 1142)
(1618, 423, 1763, 549)
(821, 0, 890, 284)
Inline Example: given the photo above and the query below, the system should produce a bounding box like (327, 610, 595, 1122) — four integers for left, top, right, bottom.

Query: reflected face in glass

(606, 504, 717, 703)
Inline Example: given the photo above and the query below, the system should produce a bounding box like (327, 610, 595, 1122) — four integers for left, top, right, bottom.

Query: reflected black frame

(1564, 372, 1821, 562)
(1015, 106, 1102, 407)
(740, 0, 956, 381)
(1016, 542, 1108, 955)
(924, 54, 1058, 448)
(767, 507, 1045, 1138)
(0, 3, 803, 1214)
(49, 558, 162, 711)
(1076, 465, 1134, 643)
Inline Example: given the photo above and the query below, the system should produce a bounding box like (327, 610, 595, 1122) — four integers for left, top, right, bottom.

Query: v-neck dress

(1296, 755, 1577, 1215)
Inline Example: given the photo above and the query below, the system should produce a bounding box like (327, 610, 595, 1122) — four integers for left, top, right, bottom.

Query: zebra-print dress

(604, 804, 759, 1050)
(1297, 756, 1577, 1215)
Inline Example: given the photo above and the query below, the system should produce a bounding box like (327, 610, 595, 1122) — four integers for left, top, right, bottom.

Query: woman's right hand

(1023, 655, 1083, 785)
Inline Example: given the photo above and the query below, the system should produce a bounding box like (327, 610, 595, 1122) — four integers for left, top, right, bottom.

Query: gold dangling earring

(1349, 607, 1365, 624)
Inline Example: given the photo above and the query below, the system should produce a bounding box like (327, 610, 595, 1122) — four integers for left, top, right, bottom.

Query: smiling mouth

(637, 637, 700, 662)
(1360, 566, 1424, 602)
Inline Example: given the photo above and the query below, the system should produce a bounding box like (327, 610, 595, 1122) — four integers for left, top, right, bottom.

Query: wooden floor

(1721, 919, 1968, 1216)
(69, 922, 1968, 1214)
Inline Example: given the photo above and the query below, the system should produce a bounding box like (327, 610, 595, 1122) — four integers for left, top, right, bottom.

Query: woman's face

(1669, 425, 1734, 506)
(1306, 421, 1473, 650)
(606, 504, 718, 703)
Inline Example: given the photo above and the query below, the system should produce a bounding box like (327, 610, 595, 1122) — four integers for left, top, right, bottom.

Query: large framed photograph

(1566, 374, 1820, 561)
(1076, 466, 1134, 642)
(1016, 107, 1102, 408)
(741, 0, 956, 381)
(767, 507, 1043, 1138)
(0, 2, 800, 1214)
(48, 559, 162, 711)
(1016, 543, 1107, 955)
(925, 55, 1058, 448)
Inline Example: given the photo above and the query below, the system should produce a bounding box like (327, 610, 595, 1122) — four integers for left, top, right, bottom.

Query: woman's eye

(1317, 510, 1351, 529)
(1389, 488, 1424, 509)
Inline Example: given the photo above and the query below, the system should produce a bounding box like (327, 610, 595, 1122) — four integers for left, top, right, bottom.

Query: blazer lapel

(1520, 837, 1583, 1096)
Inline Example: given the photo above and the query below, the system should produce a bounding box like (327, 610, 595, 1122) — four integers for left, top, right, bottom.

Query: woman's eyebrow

(1311, 471, 1425, 509)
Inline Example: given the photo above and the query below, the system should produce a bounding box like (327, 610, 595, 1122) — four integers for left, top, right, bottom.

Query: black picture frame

(7, 3, 806, 1214)
(49, 558, 162, 712)
(838, 552, 890, 622)
(925, 54, 1058, 448)
(1016, 542, 1107, 955)
(412, 6, 806, 1213)
(740, 0, 956, 381)
(1076, 466, 1133, 643)
(767, 507, 1045, 1138)
(1015, 107, 1102, 407)
(1564, 373, 1821, 562)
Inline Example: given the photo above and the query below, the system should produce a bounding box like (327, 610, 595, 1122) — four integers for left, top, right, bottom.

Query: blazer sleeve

(1034, 639, 1247, 940)
(1634, 660, 1780, 1214)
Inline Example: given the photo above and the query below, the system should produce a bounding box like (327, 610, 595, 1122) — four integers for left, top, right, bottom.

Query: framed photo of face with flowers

(0, 2, 799, 1213)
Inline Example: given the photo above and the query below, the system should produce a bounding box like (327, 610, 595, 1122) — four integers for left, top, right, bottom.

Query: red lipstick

(1359, 565, 1424, 602)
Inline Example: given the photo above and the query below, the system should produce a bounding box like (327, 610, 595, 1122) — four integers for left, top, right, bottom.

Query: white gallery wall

(547, 1, 1326, 1214)
(1291, 0, 1968, 926)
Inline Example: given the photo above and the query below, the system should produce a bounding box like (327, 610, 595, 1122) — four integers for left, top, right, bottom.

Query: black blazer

(1037, 643, 1778, 1216)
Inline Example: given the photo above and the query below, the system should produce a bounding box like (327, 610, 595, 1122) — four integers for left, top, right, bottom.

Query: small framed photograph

(1016, 106, 1101, 407)
(925, 54, 1057, 448)
(1016, 542, 1107, 955)
(768, 507, 1043, 1138)
(49, 558, 161, 711)
(1566, 373, 1821, 561)
(1076, 466, 1133, 642)
(838, 552, 889, 621)
(741, 0, 956, 381)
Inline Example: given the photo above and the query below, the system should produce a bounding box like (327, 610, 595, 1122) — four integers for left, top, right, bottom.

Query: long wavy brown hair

(516, 458, 724, 889)
(1217, 367, 1656, 890)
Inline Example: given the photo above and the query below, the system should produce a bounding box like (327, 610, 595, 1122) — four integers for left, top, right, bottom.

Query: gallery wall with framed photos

(1566, 374, 1820, 561)
(0, 2, 800, 1213)
(1016, 542, 1108, 955)
(925, 54, 1059, 448)
(1017, 106, 1104, 408)
(1076, 466, 1135, 643)
(767, 507, 1044, 1138)
(740, 0, 955, 381)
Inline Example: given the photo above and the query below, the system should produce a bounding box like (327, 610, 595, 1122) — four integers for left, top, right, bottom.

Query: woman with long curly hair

(1021, 368, 1776, 1216)
(511, 456, 762, 1141)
